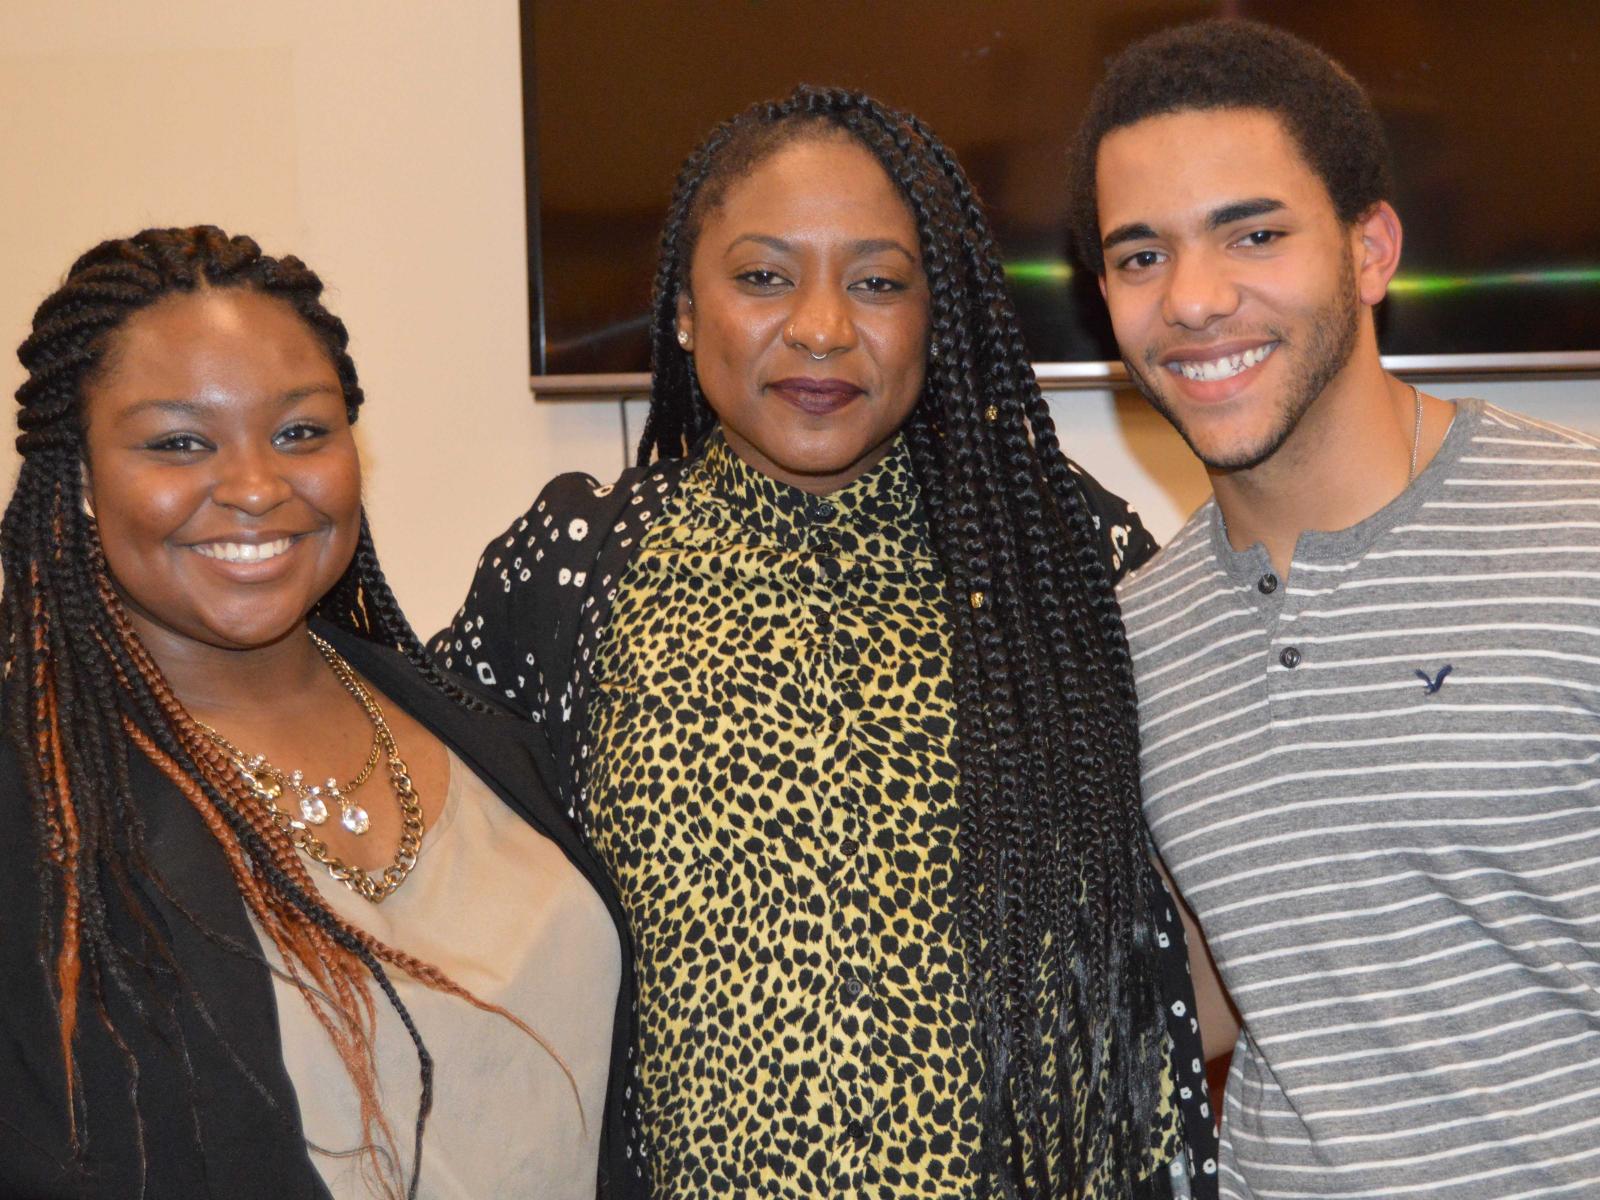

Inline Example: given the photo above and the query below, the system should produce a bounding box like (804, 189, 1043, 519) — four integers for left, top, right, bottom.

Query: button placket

(820, 547, 876, 1189)
(832, 1109, 873, 1192)
(839, 963, 874, 1004)
(822, 951, 876, 1172)
(828, 990, 877, 1183)
(807, 543, 844, 736)
(832, 618, 877, 1182)
(1265, 558, 1307, 721)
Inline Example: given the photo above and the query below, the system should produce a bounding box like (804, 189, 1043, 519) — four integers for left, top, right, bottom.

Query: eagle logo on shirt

(1415, 665, 1453, 695)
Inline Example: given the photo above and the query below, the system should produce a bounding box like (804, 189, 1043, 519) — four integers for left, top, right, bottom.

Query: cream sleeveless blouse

(254, 751, 619, 1198)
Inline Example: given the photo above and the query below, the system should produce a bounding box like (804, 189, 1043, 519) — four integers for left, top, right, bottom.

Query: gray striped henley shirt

(1120, 399, 1600, 1199)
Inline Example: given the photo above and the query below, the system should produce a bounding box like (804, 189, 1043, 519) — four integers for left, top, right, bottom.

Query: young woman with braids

(0, 226, 642, 1200)
(435, 88, 1218, 1200)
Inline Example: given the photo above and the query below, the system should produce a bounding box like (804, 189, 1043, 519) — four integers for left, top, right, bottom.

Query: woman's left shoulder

(317, 626, 526, 752)
(1063, 458, 1160, 583)
(323, 625, 573, 827)
(428, 455, 694, 720)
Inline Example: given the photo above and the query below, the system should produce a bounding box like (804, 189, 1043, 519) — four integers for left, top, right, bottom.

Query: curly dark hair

(638, 87, 1168, 1198)
(5, 226, 509, 1198)
(1068, 18, 1395, 274)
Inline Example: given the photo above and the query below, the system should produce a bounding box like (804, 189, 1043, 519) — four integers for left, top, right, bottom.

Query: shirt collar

(693, 431, 926, 553)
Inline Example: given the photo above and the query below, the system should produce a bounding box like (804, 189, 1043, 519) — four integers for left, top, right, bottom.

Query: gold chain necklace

(199, 633, 425, 904)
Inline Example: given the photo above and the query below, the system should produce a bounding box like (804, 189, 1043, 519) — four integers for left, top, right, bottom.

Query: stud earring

(676, 330, 690, 348)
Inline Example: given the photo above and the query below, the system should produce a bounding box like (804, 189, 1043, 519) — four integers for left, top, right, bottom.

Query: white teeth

(194, 538, 294, 563)
(1172, 342, 1276, 382)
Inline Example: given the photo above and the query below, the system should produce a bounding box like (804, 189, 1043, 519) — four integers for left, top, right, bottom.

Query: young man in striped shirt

(1072, 18, 1600, 1200)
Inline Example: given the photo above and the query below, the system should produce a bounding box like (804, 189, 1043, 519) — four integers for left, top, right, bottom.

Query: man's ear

(674, 290, 694, 352)
(1354, 201, 1403, 307)
(1098, 273, 1109, 303)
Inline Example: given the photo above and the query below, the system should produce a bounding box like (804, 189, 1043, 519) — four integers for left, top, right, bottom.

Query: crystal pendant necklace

(203, 693, 382, 835)
(196, 633, 426, 903)
(239, 726, 382, 834)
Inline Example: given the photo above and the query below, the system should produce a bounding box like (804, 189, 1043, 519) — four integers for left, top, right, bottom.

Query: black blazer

(0, 622, 642, 1199)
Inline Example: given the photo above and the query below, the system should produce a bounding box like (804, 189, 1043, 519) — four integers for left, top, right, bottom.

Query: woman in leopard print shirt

(436, 87, 1217, 1200)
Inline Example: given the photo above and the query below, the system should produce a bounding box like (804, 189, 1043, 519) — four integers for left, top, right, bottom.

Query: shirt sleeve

(1152, 873, 1221, 1198)
(430, 505, 554, 720)
(1066, 460, 1161, 584)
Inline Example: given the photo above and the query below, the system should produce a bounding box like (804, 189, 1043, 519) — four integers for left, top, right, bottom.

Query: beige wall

(0, 1, 625, 635)
(2, 2, 1594, 632)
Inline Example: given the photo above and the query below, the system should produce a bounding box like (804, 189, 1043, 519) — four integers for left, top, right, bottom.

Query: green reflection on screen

(1002, 261, 1600, 293)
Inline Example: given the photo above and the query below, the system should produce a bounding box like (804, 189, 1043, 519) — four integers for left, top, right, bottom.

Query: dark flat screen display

(526, 0, 1600, 377)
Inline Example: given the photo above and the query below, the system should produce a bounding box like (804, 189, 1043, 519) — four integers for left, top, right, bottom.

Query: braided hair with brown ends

(3, 226, 540, 1200)
(638, 89, 1167, 1199)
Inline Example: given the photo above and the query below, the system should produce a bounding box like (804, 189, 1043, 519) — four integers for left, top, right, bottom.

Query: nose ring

(787, 322, 838, 362)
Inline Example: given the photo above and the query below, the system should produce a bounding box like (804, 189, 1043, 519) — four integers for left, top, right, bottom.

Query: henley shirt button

(840, 838, 859, 857)
(815, 502, 837, 521)
(1258, 572, 1279, 594)
(1279, 646, 1302, 669)
(844, 1118, 866, 1141)
(844, 977, 863, 996)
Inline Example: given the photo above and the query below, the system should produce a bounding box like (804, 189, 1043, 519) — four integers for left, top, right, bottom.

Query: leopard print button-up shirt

(581, 436, 1183, 1198)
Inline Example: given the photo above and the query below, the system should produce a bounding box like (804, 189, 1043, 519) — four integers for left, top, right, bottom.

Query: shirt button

(1258, 572, 1279, 594)
(844, 1118, 866, 1141)
(815, 502, 837, 521)
(1279, 646, 1302, 669)
(844, 977, 863, 996)
(840, 838, 859, 856)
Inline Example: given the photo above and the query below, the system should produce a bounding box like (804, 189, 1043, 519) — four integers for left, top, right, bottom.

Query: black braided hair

(638, 89, 1167, 1198)
(1067, 18, 1395, 275)
(3, 226, 483, 1197)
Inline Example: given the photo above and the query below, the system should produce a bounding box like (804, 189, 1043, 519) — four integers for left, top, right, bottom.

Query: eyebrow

(1100, 222, 1158, 252)
(1101, 198, 1289, 253)
(725, 233, 917, 262)
(114, 384, 343, 425)
(1207, 197, 1286, 228)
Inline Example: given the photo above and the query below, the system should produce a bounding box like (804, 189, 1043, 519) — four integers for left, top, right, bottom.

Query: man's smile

(1165, 341, 1278, 383)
